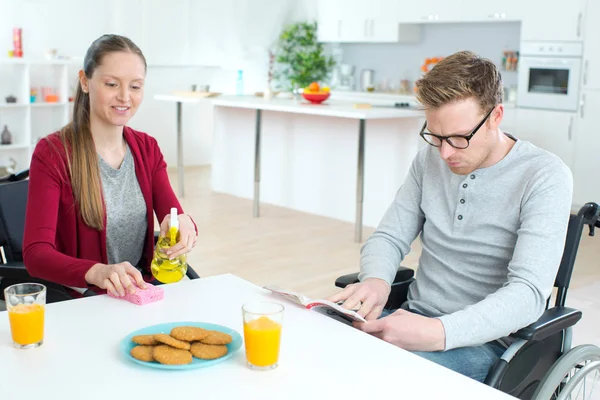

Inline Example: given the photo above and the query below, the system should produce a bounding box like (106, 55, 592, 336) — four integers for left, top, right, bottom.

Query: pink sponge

(108, 283, 164, 305)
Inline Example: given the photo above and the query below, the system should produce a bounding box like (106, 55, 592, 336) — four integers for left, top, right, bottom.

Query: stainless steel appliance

(360, 69, 374, 91)
(517, 42, 583, 111)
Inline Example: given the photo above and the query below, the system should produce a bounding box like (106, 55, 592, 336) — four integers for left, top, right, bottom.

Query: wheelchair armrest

(511, 306, 582, 342)
(0, 261, 31, 280)
(335, 266, 414, 288)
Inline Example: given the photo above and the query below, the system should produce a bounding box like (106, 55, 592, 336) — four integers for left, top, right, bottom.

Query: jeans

(380, 308, 506, 383)
(412, 341, 506, 383)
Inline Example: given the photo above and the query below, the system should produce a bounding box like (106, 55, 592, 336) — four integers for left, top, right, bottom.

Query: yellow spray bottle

(151, 207, 188, 283)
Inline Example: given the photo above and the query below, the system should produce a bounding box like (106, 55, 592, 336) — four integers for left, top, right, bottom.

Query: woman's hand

(159, 213, 197, 259)
(85, 262, 147, 297)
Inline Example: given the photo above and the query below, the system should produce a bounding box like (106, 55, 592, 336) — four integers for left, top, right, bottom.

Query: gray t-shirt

(98, 145, 147, 267)
(359, 137, 573, 350)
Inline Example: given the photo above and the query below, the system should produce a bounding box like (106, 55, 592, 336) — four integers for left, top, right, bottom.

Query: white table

(154, 94, 203, 198)
(0, 274, 515, 399)
(212, 96, 424, 242)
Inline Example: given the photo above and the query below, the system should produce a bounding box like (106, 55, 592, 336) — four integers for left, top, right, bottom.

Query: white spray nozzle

(170, 207, 179, 231)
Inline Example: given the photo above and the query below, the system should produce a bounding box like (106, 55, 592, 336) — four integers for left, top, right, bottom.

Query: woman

(23, 34, 197, 298)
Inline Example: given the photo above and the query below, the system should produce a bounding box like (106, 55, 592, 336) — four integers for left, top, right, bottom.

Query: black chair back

(0, 179, 28, 262)
(553, 202, 600, 307)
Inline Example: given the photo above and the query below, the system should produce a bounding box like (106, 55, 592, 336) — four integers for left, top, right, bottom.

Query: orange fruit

(308, 82, 320, 92)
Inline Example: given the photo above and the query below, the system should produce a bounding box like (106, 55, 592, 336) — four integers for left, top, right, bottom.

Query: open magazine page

(263, 285, 366, 323)
(263, 285, 311, 306)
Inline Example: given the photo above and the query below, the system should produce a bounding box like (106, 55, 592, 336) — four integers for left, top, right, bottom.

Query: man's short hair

(415, 50, 503, 112)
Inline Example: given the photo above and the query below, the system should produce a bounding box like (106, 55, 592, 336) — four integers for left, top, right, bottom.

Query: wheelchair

(336, 202, 600, 400)
(0, 170, 200, 304)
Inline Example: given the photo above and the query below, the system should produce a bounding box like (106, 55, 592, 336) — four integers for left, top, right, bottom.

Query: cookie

(132, 334, 157, 346)
(152, 345, 193, 365)
(154, 333, 191, 350)
(201, 331, 233, 345)
(190, 342, 228, 360)
(130, 345, 155, 362)
(170, 326, 209, 342)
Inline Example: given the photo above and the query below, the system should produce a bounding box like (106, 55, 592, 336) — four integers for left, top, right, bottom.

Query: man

(328, 51, 573, 382)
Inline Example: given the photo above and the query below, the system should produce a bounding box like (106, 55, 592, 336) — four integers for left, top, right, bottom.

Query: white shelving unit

(0, 58, 76, 172)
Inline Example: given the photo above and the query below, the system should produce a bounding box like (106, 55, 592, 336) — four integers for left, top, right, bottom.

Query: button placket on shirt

(456, 174, 475, 226)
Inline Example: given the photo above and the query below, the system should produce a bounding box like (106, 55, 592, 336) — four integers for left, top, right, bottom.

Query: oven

(517, 42, 583, 111)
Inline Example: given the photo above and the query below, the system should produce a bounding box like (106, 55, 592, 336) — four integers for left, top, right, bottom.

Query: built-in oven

(517, 42, 583, 111)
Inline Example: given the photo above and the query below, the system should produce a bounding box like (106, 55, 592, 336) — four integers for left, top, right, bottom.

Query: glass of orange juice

(242, 301, 284, 370)
(4, 283, 46, 349)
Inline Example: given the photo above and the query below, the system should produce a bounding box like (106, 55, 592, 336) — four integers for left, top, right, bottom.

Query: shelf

(31, 102, 69, 108)
(0, 58, 26, 65)
(0, 59, 71, 168)
(0, 103, 29, 109)
(0, 58, 80, 66)
(0, 144, 30, 151)
(30, 60, 77, 65)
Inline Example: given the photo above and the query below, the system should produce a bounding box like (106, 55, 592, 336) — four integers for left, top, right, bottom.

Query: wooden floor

(175, 166, 599, 300)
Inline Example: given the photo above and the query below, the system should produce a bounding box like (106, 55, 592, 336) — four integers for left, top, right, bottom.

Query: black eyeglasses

(419, 107, 495, 149)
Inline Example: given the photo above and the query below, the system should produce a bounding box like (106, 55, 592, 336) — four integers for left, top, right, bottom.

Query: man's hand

(326, 278, 391, 320)
(354, 308, 446, 352)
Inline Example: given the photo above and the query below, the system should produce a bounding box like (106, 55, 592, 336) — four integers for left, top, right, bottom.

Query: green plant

(273, 21, 335, 92)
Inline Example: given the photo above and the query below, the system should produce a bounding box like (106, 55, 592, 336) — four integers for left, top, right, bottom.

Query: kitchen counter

(210, 95, 425, 242)
(211, 95, 424, 119)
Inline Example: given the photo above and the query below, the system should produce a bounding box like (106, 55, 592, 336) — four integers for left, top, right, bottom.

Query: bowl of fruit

(302, 82, 331, 104)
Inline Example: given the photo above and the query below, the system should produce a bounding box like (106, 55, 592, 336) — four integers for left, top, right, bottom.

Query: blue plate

(120, 321, 243, 370)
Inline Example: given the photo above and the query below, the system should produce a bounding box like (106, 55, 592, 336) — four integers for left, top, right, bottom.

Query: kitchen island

(211, 95, 425, 242)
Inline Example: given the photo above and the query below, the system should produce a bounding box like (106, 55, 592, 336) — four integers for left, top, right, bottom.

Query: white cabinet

(317, 0, 343, 42)
(365, 0, 399, 43)
(572, 89, 600, 205)
(520, 0, 586, 42)
(361, 0, 400, 42)
(582, 0, 600, 90)
(317, 0, 401, 42)
(515, 109, 576, 169)
(339, 0, 374, 43)
(461, 0, 522, 22)
(397, 0, 462, 23)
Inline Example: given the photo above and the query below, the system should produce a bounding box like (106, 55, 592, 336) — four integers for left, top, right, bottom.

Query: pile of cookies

(130, 326, 233, 365)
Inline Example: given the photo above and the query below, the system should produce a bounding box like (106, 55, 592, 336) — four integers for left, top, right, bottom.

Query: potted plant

(273, 21, 335, 96)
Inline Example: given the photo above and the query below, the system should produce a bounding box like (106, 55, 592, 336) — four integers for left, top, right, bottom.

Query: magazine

(263, 285, 366, 325)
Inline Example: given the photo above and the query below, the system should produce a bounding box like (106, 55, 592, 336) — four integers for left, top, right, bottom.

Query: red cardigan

(23, 127, 192, 290)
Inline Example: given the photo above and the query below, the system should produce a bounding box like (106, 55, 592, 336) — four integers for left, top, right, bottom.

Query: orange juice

(8, 303, 45, 346)
(243, 316, 282, 367)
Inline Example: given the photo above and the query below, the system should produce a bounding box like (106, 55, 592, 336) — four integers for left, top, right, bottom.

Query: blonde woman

(23, 35, 197, 298)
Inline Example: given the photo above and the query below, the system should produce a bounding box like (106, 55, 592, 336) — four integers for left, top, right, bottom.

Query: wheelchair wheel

(532, 344, 600, 400)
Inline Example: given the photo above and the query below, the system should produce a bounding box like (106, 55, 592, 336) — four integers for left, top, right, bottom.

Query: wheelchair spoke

(556, 360, 600, 400)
